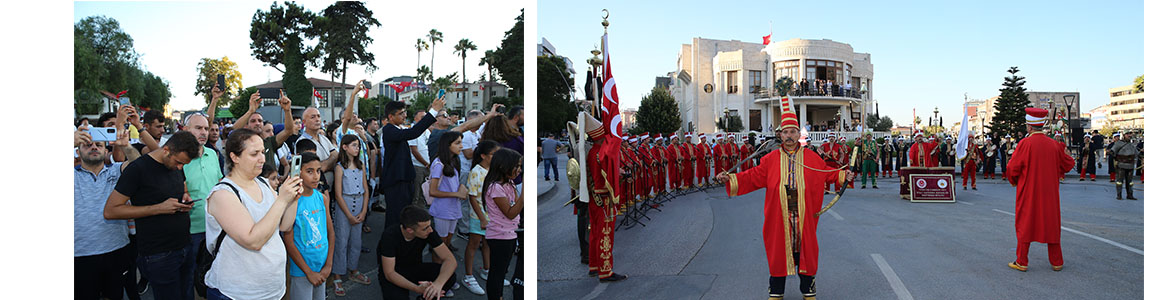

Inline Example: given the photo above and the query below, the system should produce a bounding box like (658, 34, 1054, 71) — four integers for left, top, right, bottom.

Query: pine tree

(989, 67, 1030, 139)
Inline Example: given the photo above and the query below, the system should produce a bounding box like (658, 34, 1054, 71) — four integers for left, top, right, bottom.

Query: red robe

(820, 142, 845, 168)
(621, 146, 635, 206)
(713, 142, 726, 175)
(740, 143, 755, 172)
(639, 144, 654, 197)
(729, 143, 741, 172)
(907, 141, 939, 167)
(1007, 132, 1075, 244)
(667, 144, 680, 189)
(653, 144, 666, 192)
(726, 146, 847, 277)
(681, 143, 694, 188)
(587, 135, 622, 278)
(696, 143, 710, 182)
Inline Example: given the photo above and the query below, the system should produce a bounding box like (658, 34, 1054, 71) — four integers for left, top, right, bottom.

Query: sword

(817, 149, 858, 217)
(719, 139, 778, 177)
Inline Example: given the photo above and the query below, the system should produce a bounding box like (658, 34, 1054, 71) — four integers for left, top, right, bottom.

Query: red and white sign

(909, 174, 955, 203)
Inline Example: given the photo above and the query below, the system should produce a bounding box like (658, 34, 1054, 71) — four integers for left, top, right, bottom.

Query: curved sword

(817, 150, 858, 217)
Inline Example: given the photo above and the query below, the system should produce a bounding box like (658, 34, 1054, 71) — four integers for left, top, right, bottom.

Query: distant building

(1090, 105, 1109, 130)
(621, 109, 637, 129)
(655, 76, 671, 89)
(250, 78, 355, 124)
(1106, 85, 1144, 129)
(539, 37, 575, 76)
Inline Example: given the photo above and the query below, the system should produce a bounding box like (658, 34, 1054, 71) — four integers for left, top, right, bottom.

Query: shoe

(1127, 196, 1138, 200)
(1116, 196, 1123, 200)
(972, 187, 977, 190)
(478, 268, 490, 280)
(600, 273, 628, 282)
(545, 177, 550, 181)
(1053, 265, 1063, 272)
(1079, 178, 1085, 181)
(1091, 178, 1096, 181)
(873, 186, 879, 189)
(350, 272, 372, 285)
(556, 177, 560, 181)
(444, 289, 455, 297)
(504, 277, 511, 287)
(861, 185, 867, 189)
(1008, 261, 1028, 272)
(588, 270, 598, 277)
(137, 280, 149, 295)
(452, 280, 460, 290)
(463, 276, 485, 295)
(963, 186, 968, 190)
(581, 256, 589, 264)
(455, 230, 469, 240)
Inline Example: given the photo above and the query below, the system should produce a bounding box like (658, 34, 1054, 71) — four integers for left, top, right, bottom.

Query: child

(483, 148, 523, 300)
(262, 163, 280, 191)
(282, 152, 334, 300)
(462, 140, 500, 295)
(331, 134, 371, 296)
(428, 132, 468, 260)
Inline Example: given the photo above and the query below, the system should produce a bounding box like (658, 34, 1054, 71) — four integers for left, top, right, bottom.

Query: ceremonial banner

(909, 174, 955, 202)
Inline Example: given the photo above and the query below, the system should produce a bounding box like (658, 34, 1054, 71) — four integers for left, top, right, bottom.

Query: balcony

(805, 131, 892, 146)
(750, 86, 864, 100)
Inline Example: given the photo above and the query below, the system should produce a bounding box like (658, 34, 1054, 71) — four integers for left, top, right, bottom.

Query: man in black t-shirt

(378, 206, 457, 300)
(104, 131, 203, 300)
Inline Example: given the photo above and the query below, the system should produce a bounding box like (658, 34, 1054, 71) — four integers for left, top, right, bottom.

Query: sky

(537, 0, 1144, 128)
(75, 1, 524, 111)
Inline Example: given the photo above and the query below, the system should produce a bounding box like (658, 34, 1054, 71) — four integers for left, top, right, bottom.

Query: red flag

(762, 33, 772, 45)
(313, 89, 324, 99)
(601, 33, 622, 138)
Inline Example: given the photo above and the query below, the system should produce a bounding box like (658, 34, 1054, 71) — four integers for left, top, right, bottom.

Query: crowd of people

(75, 79, 526, 300)
(790, 78, 860, 98)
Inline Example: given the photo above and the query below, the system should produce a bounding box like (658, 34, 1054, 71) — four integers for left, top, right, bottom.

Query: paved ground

(137, 192, 518, 300)
(538, 155, 1144, 300)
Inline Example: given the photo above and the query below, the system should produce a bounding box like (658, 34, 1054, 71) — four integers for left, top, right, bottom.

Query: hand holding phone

(120, 97, 130, 107)
(290, 155, 303, 178)
(216, 74, 226, 91)
(88, 127, 119, 142)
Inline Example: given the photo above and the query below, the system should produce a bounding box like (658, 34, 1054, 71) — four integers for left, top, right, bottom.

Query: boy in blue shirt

(282, 152, 335, 299)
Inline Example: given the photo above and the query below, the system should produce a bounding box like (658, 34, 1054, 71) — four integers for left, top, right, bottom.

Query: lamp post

(1063, 94, 1075, 138)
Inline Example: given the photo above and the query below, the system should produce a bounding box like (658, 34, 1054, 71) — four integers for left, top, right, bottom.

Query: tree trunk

(462, 55, 467, 112)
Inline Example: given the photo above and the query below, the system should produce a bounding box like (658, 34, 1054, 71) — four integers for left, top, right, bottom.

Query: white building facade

(669, 38, 874, 134)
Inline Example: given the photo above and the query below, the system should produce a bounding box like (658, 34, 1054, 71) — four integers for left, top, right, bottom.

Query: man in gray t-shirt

(541, 134, 565, 181)
(1111, 131, 1140, 200)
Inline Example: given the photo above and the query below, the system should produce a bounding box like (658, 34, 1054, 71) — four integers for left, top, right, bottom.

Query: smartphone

(216, 74, 226, 90)
(436, 89, 446, 100)
(289, 155, 302, 178)
(362, 80, 372, 89)
(119, 97, 130, 107)
(259, 88, 281, 99)
(88, 127, 119, 142)
(180, 198, 201, 205)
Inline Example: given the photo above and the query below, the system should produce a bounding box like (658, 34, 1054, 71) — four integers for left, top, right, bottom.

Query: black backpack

(194, 181, 248, 297)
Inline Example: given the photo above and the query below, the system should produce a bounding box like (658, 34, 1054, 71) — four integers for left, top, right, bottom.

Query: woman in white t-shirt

(205, 128, 303, 300)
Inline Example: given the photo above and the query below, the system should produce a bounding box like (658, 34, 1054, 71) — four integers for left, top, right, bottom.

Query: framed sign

(908, 174, 955, 203)
(704, 84, 714, 93)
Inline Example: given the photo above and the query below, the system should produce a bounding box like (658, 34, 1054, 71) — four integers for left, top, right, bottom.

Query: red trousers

(962, 161, 978, 187)
(1016, 241, 1063, 267)
(588, 198, 617, 279)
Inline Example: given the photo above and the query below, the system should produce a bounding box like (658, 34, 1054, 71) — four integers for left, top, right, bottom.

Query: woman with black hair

(428, 131, 470, 259)
(481, 148, 522, 300)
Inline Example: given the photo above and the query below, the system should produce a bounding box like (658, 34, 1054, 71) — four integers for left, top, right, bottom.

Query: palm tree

(453, 38, 477, 111)
(416, 65, 432, 84)
(478, 49, 497, 106)
(415, 38, 429, 72)
(427, 29, 443, 75)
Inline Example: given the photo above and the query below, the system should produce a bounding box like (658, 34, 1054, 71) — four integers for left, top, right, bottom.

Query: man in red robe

(741, 136, 756, 172)
(961, 134, 983, 190)
(584, 115, 628, 281)
(681, 133, 695, 189)
(696, 134, 711, 187)
(1007, 108, 1076, 272)
(667, 134, 681, 190)
(728, 135, 741, 173)
(620, 136, 634, 212)
(713, 134, 726, 175)
(819, 135, 845, 193)
(653, 134, 667, 195)
(715, 96, 852, 300)
(907, 131, 939, 167)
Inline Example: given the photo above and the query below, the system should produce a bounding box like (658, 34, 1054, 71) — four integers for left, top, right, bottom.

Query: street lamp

(1063, 94, 1075, 138)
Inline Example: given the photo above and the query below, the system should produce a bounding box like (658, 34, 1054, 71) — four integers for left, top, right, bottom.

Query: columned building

(669, 38, 874, 135)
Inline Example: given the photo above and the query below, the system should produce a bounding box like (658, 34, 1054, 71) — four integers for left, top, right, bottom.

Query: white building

(539, 37, 575, 76)
(449, 81, 510, 112)
(1106, 85, 1144, 129)
(669, 38, 874, 135)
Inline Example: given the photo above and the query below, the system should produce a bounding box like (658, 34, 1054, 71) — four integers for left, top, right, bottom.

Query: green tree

(492, 10, 523, 96)
(230, 87, 259, 118)
(317, 1, 380, 100)
(416, 65, 433, 84)
(415, 38, 428, 72)
(195, 56, 244, 108)
(141, 72, 172, 110)
(74, 16, 147, 113)
(635, 87, 683, 135)
(249, 1, 319, 106)
(774, 76, 794, 96)
(1134, 74, 1143, 93)
(536, 55, 575, 136)
(989, 66, 1030, 139)
(427, 29, 444, 73)
(360, 95, 392, 120)
(877, 116, 894, 132)
(453, 38, 477, 110)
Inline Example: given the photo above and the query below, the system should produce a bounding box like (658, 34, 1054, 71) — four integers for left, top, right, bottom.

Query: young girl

(282, 152, 335, 300)
(462, 140, 500, 295)
(331, 134, 371, 296)
(483, 148, 523, 300)
(429, 132, 469, 257)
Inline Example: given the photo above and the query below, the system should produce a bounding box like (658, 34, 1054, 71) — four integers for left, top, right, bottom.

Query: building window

(749, 70, 762, 94)
(750, 109, 762, 131)
(727, 70, 739, 94)
(333, 89, 345, 107)
(473, 91, 479, 97)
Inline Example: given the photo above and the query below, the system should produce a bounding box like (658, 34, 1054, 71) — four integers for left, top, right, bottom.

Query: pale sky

(75, 1, 524, 111)
(537, 0, 1144, 127)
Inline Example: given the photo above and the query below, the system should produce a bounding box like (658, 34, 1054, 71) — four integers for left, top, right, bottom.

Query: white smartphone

(88, 127, 119, 142)
(290, 155, 302, 178)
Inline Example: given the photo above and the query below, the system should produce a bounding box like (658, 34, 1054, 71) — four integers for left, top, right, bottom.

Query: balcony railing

(751, 86, 864, 100)
(806, 131, 891, 146)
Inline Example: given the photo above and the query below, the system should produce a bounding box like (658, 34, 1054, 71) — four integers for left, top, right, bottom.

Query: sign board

(908, 174, 955, 203)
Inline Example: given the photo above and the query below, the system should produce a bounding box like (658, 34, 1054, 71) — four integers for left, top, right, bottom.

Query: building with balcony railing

(669, 37, 874, 135)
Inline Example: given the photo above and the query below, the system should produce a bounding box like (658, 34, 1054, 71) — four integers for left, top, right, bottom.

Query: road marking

(957, 200, 974, 206)
(871, 254, 914, 300)
(580, 281, 609, 300)
(990, 208, 1144, 255)
(827, 210, 844, 221)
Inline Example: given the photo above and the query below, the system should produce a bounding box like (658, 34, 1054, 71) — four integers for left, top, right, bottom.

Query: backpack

(194, 181, 248, 297)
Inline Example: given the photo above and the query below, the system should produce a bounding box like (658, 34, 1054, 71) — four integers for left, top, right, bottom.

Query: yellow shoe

(768, 295, 783, 300)
(1053, 265, 1063, 272)
(1008, 261, 1028, 272)
(803, 297, 816, 300)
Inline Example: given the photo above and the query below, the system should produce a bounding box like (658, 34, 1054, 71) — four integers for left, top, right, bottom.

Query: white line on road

(580, 281, 608, 300)
(989, 208, 1144, 255)
(871, 254, 914, 300)
(827, 210, 844, 221)
(957, 200, 974, 206)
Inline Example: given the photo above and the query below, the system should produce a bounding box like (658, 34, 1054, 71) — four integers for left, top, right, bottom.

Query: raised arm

(451, 104, 503, 133)
(208, 177, 302, 251)
(206, 83, 225, 118)
(273, 90, 296, 145)
(339, 81, 366, 135)
(233, 92, 262, 130)
(382, 95, 447, 142)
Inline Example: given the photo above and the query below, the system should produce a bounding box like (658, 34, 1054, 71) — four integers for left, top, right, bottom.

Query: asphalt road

(537, 155, 1143, 300)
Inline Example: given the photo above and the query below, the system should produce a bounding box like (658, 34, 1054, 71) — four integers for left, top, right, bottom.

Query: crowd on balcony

(790, 78, 861, 98)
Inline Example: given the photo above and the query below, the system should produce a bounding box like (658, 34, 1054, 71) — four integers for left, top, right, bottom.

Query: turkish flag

(763, 34, 772, 45)
(601, 33, 622, 138)
(313, 89, 324, 99)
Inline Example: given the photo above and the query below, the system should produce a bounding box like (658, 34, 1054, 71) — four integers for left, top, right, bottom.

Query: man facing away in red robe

(715, 97, 853, 300)
(696, 134, 711, 187)
(1007, 108, 1075, 272)
(741, 137, 756, 172)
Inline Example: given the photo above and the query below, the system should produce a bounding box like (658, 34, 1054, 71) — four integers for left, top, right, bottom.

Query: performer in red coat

(1006, 108, 1076, 272)
(741, 136, 756, 172)
(820, 134, 845, 193)
(653, 134, 667, 195)
(696, 134, 711, 187)
(583, 114, 628, 281)
(907, 131, 939, 167)
(713, 134, 726, 176)
(715, 96, 852, 299)
(667, 134, 681, 190)
(681, 133, 695, 189)
(961, 134, 984, 190)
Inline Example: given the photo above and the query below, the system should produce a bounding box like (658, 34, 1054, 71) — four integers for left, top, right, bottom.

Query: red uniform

(726, 147, 848, 277)
(1007, 132, 1075, 267)
(729, 142, 741, 172)
(667, 143, 681, 189)
(713, 141, 726, 175)
(620, 143, 635, 209)
(638, 143, 654, 198)
(740, 143, 755, 172)
(961, 143, 983, 189)
(695, 141, 710, 185)
(587, 133, 622, 279)
(680, 141, 693, 188)
(820, 142, 846, 192)
(908, 140, 939, 167)
(653, 143, 666, 193)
